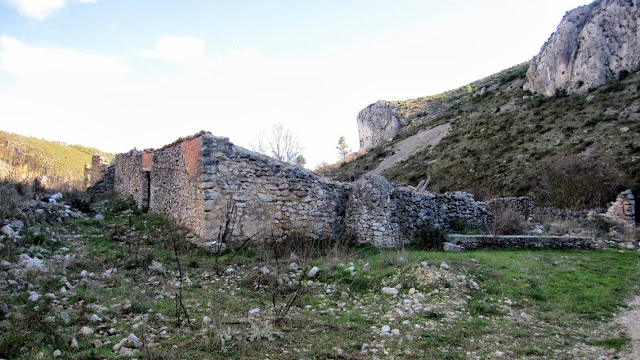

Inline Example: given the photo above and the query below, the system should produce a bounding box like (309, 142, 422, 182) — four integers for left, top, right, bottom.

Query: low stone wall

(446, 234, 593, 250)
(486, 196, 591, 223)
(346, 175, 492, 247)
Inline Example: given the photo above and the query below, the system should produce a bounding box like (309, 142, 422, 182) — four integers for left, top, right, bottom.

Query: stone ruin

(90, 131, 493, 248)
(88, 131, 636, 248)
(84, 154, 110, 189)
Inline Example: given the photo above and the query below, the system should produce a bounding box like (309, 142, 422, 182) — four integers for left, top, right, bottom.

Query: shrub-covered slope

(0, 130, 114, 188)
(326, 65, 640, 209)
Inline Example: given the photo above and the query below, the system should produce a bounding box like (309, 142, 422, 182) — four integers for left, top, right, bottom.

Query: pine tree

(336, 136, 351, 162)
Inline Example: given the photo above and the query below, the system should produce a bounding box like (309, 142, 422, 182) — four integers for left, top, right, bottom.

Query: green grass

(3, 205, 640, 359)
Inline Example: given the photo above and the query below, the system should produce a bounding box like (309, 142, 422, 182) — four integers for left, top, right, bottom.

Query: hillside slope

(325, 65, 640, 209)
(0, 130, 114, 188)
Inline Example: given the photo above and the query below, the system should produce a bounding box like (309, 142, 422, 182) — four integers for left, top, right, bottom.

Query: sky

(0, 0, 592, 169)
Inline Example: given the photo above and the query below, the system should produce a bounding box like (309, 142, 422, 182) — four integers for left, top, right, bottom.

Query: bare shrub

(490, 209, 524, 235)
(533, 152, 626, 210)
(0, 181, 22, 220)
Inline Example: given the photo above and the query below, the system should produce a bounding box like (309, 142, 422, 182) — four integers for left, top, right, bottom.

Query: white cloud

(4, 0, 97, 20)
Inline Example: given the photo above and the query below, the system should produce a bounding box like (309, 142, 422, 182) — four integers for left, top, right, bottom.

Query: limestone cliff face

(357, 101, 406, 150)
(525, 0, 640, 96)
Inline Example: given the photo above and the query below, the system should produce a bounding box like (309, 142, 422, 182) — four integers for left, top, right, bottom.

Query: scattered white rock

(92, 339, 104, 348)
(382, 287, 399, 296)
(95, 214, 105, 221)
(70, 337, 79, 348)
(118, 347, 134, 356)
(28, 292, 41, 302)
(440, 262, 450, 270)
(224, 268, 235, 274)
(90, 314, 102, 322)
(308, 266, 319, 278)
(80, 326, 94, 336)
(103, 268, 117, 278)
(443, 242, 465, 252)
(52, 349, 62, 358)
(203, 316, 212, 325)
(60, 311, 70, 324)
(18, 254, 46, 271)
(249, 308, 261, 316)
(128, 333, 143, 348)
(1, 225, 14, 238)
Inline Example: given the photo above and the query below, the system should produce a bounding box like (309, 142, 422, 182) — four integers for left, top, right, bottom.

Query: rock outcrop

(525, 0, 640, 96)
(357, 101, 406, 150)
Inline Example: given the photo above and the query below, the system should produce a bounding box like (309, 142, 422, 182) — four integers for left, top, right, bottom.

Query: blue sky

(0, 0, 591, 168)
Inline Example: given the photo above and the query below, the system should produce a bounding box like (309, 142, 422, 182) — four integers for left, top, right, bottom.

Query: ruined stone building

(89, 131, 492, 248)
(88, 131, 635, 248)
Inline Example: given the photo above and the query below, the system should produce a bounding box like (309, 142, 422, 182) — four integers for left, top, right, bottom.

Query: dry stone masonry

(84, 155, 110, 188)
(605, 189, 636, 227)
(525, 0, 640, 96)
(96, 132, 495, 248)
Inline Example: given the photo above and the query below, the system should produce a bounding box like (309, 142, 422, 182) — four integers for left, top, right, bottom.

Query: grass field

(1, 199, 639, 359)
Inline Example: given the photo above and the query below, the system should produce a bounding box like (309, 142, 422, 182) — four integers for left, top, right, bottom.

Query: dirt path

(367, 123, 451, 176)
(617, 296, 640, 359)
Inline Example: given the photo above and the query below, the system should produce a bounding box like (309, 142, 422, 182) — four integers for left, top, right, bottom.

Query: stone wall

(113, 133, 205, 235)
(84, 154, 110, 188)
(446, 234, 593, 250)
(346, 175, 492, 247)
(486, 196, 591, 223)
(105, 132, 499, 248)
(199, 134, 348, 241)
(605, 189, 636, 226)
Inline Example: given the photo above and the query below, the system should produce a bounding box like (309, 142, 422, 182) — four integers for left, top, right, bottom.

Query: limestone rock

(525, 0, 640, 96)
(357, 101, 406, 150)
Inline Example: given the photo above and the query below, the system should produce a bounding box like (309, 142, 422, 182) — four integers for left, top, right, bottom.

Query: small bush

(410, 226, 447, 250)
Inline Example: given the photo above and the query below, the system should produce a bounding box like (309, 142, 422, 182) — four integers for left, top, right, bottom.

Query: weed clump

(410, 225, 447, 250)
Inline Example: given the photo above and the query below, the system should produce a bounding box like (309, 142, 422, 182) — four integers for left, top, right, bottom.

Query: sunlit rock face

(525, 0, 640, 97)
(357, 101, 406, 151)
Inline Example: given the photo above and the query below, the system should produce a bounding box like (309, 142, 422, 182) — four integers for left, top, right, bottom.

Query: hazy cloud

(4, 0, 97, 20)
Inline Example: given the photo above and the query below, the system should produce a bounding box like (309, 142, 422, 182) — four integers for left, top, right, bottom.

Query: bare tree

(251, 123, 305, 166)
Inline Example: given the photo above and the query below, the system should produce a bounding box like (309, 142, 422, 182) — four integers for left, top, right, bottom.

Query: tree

(251, 123, 306, 166)
(336, 136, 351, 162)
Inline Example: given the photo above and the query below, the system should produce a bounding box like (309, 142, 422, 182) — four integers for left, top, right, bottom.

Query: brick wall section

(181, 137, 200, 177)
(141, 152, 153, 169)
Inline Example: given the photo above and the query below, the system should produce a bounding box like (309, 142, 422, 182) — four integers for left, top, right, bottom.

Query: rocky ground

(1, 191, 639, 359)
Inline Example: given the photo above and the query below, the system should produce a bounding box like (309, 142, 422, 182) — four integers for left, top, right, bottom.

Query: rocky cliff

(357, 101, 406, 150)
(525, 0, 640, 96)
